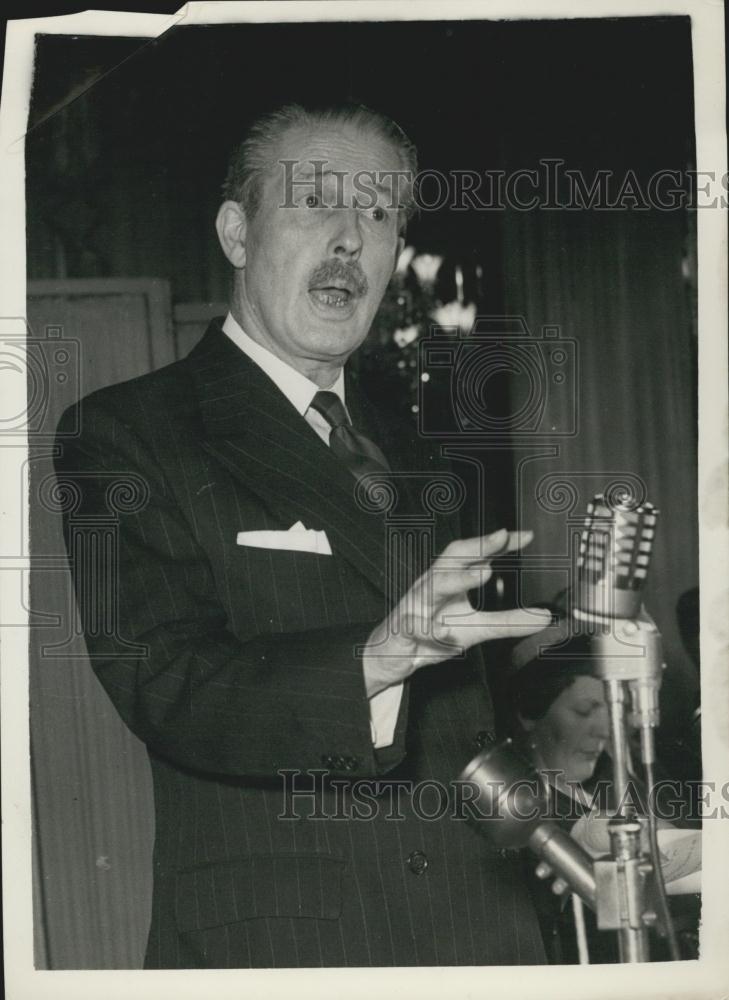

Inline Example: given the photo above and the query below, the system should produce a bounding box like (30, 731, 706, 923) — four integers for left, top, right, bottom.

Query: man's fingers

(536, 862, 569, 895)
(395, 604, 551, 651)
(442, 606, 552, 642)
(391, 612, 459, 649)
(491, 529, 534, 555)
(414, 529, 534, 610)
(403, 529, 536, 615)
(439, 528, 534, 566)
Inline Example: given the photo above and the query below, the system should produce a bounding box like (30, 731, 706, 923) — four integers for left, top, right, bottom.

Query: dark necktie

(312, 391, 401, 771)
(310, 390, 391, 480)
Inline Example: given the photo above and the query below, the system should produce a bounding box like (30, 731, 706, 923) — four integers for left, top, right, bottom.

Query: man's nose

(327, 207, 363, 259)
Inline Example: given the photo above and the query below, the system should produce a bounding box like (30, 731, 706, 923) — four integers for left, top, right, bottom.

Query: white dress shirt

(222, 313, 403, 749)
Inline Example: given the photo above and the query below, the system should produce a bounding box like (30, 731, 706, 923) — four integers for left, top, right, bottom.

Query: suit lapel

(187, 322, 413, 600)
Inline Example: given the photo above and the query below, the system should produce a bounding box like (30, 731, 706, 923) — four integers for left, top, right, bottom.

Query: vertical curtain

(29, 279, 176, 968)
(501, 206, 699, 725)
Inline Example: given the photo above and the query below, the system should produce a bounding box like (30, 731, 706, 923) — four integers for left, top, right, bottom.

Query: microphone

(572, 494, 681, 959)
(576, 493, 658, 621)
(459, 739, 596, 909)
(573, 492, 664, 750)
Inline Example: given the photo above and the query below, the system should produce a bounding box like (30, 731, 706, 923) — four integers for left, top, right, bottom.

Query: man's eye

(304, 194, 320, 208)
(371, 206, 387, 222)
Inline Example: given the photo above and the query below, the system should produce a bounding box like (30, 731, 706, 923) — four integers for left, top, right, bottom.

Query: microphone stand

(460, 492, 681, 962)
(569, 492, 680, 961)
(576, 606, 680, 962)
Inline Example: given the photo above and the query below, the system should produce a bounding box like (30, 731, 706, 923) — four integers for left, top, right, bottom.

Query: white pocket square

(236, 521, 332, 556)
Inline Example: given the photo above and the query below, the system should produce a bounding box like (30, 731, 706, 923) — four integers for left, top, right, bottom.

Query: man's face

(231, 121, 406, 375)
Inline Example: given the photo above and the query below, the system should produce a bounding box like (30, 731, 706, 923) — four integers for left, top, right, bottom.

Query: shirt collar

(222, 312, 346, 415)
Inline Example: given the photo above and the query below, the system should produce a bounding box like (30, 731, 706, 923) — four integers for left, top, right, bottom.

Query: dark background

(23, 13, 698, 556)
(25, 16, 695, 301)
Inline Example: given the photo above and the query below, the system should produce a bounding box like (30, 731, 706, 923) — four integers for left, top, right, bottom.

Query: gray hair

(222, 103, 418, 234)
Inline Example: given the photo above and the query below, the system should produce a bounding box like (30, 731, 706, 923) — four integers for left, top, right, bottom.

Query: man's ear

(215, 200, 248, 269)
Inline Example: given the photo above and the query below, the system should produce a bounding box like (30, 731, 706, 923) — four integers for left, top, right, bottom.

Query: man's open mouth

(308, 284, 356, 308)
(307, 261, 368, 312)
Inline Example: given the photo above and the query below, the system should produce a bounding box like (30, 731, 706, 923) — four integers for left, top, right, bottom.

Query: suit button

(321, 754, 335, 768)
(343, 756, 359, 772)
(474, 730, 496, 752)
(407, 850, 428, 875)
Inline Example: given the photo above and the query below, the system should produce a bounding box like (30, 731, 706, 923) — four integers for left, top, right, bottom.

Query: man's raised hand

(363, 528, 550, 698)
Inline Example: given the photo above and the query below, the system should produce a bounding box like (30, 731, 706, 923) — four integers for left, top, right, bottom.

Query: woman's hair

(509, 633, 594, 722)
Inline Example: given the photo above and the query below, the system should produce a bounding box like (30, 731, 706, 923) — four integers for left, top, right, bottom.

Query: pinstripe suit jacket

(55, 319, 546, 968)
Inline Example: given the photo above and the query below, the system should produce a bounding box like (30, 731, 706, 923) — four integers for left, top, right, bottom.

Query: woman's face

(523, 675, 610, 785)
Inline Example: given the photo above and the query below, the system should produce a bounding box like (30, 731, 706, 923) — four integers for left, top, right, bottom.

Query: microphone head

(577, 493, 658, 619)
(459, 739, 547, 847)
(459, 740, 598, 908)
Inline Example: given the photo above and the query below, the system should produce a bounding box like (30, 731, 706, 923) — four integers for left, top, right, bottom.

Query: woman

(510, 630, 610, 795)
(508, 621, 700, 964)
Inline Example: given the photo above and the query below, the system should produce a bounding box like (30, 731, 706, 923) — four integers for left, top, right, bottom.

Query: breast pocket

(223, 544, 352, 635)
(222, 528, 390, 644)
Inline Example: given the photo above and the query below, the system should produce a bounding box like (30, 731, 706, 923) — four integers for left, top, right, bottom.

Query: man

(55, 102, 550, 968)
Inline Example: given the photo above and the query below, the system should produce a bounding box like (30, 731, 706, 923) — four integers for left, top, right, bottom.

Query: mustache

(308, 259, 369, 298)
